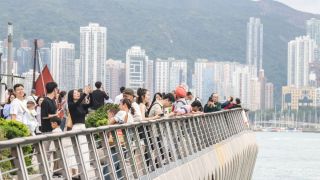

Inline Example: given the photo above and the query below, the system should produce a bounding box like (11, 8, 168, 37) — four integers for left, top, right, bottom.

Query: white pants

(72, 123, 90, 170)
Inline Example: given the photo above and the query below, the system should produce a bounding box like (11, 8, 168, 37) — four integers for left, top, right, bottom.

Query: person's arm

(9, 101, 19, 120)
(221, 101, 229, 109)
(68, 93, 87, 109)
(103, 91, 109, 101)
(109, 111, 126, 124)
(11, 114, 17, 120)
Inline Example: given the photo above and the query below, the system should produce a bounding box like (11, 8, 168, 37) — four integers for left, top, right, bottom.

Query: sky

(275, 0, 320, 14)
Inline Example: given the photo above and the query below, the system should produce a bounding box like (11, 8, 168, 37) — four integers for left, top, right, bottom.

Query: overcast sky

(275, 0, 320, 14)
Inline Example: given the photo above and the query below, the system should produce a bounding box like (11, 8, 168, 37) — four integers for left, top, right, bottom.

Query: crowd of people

(0, 81, 242, 135)
(0, 81, 242, 178)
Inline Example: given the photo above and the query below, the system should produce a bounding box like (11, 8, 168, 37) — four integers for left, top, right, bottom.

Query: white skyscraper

(193, 59, 217, 100)
(125, 46, 150, 91)
(0, 41, 3, 53)
(287, 36, 317, 87)
(193, 59, 259, 109)
(265, 82, 274, 110)
(50, 41, 75, 91)
(250, 78, 261, 111)
(105, 59, 126, 99)
(146, 59, 154, 95)
(169, 58, 187, 91)
(74, 59, 81, 88)
(80, 23, 107, 87)
(307, 18, 320, 61)
(307, 18, 320, 46)
(247, 17, 263, 75)
(155, 59, 170, 93)
(22, 69, 39, 96)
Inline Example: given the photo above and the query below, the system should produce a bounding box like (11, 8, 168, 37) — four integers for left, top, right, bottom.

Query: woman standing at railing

(137, 88, 160, 120)
(67, 86, 92, 171)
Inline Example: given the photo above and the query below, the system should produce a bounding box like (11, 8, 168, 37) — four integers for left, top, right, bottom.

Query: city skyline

(0, 18, 276, 110)
(3, 18, 319, 111)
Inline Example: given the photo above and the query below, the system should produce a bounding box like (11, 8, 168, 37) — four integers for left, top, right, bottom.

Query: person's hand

(84, 86, 90, 94)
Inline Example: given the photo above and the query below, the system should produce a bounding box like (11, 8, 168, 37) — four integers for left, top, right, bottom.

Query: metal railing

(0, 109, 250, 180)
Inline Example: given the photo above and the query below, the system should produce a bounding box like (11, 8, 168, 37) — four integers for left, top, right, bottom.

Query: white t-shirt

(10, 98, 27, 122)
(132, 102, 142, 122)
(114, 110, 133, 124)
(114, 94, 123, 105)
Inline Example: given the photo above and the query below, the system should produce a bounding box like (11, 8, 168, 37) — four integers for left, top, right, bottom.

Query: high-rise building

(50, 41, 75, 91)
(155, 58, 187, 93)
(39, 47, 51, 70)
(0, 41, 3, 53)
(194, 59, 263, 109)
(155, 59, 170, 93)
(265, 82, 274, 110)
(246, 17, 263, 76)
(22, 69, 39, 96)
(194, 59, 208, 99)
(125, 46, 150, 91)
(287, 36, 317, 87)
(258, 69, 266, 110)
(250, 78, 261, 111)
(74, 59, 81, 89)
(80, 23, 107, 87)
(16, 47, 32, 74)
(307, 18, 320, 61)
(105, 59, 126, 99)
(307, 18, 320, 46)
(169, 59, 187, 91)
(146, 59, 154, 95)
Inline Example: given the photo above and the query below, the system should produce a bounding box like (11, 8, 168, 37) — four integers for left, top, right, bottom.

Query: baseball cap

(123, 88, 136, 97)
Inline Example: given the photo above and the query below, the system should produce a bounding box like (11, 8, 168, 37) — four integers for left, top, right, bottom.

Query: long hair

(67, 90, 75, 105)
(137, 88, 147, 105)
(6, 93, 15, 104)
(58, 91, 67, 103)
(121, 98, 135, 115)
(150, 92, 162, 106)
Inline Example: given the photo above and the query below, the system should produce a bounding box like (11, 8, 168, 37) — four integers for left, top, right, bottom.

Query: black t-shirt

(41, 97, 57, 132)
(91, 89, 109, 110)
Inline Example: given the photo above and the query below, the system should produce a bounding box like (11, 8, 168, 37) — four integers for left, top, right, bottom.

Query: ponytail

(121, 99, 135, 115)
(137, 88, 147, 104)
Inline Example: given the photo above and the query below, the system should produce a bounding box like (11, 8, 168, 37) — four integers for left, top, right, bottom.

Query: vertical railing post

(101, 130, 118, 180)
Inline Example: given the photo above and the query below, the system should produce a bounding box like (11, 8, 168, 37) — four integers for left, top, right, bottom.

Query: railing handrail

(0, 108, 251, 180)
(0, 108, 246, 147)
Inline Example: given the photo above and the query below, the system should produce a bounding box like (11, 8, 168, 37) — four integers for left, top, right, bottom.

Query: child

(175, 100, 203, 115)
(49, 117, 62, 177)
(50, 117, 62, 133)
(22, 101, 39, 135)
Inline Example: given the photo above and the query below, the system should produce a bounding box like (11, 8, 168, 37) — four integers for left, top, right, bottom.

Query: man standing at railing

(10, 84, 26, 122)
(41, 82, 60, 133)
(204, 93, 222, 113)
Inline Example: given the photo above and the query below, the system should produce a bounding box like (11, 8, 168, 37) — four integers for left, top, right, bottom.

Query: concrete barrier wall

(154, 131, 258, 180)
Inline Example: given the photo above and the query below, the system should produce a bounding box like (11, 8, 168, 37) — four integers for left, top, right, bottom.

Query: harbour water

(252, 132, 320, 180)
